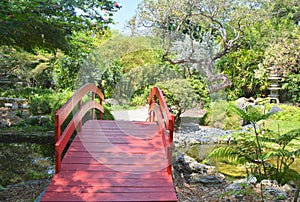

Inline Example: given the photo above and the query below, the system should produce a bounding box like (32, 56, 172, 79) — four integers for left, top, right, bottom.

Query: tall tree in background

(0, 0, 120, 52)
(217, 0, 300, 101)
(134, 0, 264, 93)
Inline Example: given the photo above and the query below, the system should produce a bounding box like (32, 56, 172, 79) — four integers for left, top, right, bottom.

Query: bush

(204, 101, 242, 130)
(187, 78, 210, 108)
(154, 79, 198, 126)
(29, 96, 51, 115)
(101, 104, 115, 120)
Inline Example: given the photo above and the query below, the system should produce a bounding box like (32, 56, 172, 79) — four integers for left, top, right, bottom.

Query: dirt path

(111, 106, 149, 121)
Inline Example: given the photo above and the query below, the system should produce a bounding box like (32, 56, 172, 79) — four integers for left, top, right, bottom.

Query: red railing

(54, 83, 104, 173)
(148, 87, 174, 175)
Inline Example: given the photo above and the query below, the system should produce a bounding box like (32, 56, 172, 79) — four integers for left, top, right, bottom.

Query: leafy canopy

(0, 0, 120, 52)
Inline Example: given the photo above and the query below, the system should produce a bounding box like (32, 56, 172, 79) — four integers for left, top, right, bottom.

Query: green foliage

(228, 104, 274, 125)
(204, 101, 242, 130)
(53, 54, 82, 90)
(216, 49, 267, 100)
(76, 35, 165, 96)
(113, 64, 181, 104)
(102, 104, 114, 120)
(0, 0, 119, 52)
(52, 30, 107, 91)
(261, 29, 300, 103)
(208, 103, 300, 185)
(187, 78, 210, 108)
(154, 79, 197, 125)
(29, 96, 51, 115)
(281, 73, 300, 103)
(0, 46, 56, 88)
(1, 87, 73, 118)
(268, 104, 300, 122)
(204, 100, 228, 129)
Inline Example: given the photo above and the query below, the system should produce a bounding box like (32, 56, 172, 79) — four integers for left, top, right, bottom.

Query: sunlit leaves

(0, 0, 120, 51)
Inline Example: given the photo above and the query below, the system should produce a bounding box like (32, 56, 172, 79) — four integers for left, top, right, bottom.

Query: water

(0, 142, 54, 187)
(179, 144, 218, 162)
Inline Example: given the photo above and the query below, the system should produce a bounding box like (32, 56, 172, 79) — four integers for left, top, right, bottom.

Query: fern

(208, 146, 239, 162)
(209, 103, 300, 185)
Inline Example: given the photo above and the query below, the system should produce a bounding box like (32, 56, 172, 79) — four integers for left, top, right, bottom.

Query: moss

(216, 162, 247, 178)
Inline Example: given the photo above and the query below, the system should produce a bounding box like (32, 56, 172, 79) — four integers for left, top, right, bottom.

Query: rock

(175, 153, 225, 185)
(225, 180, 247, 193)
(282, 184, 295, 194)
(263, 187, 288, 200)
(197, 175, 225, 184)
(177, 153, 217, 174)
(261, 179, 279, 187)
(179, 123, 200, 132)
(236, 97, 257, 111)
(104, 98, 119, 105)
(269, 105, 283, 114)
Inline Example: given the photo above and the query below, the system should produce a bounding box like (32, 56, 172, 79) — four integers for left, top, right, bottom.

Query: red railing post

(54, 114, 60, 143)
(54, 83, 104, 173)
(54, 113, 61, 173)
(92, 92, 95, 120)
(148, 86, 174, 175)
(78, 99, 82, 132)
(99, 99, 103, 120)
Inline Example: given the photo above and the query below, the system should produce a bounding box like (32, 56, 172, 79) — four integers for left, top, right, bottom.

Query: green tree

(261, 31, 300, 102)
(215, 0, 300, 101)
(134, 0, 265, 93)
(0, 0, 120, 52)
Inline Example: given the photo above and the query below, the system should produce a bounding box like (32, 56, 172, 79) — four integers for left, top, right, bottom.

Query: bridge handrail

(54, 83, 104, 173)
(148, 86, 174, 174)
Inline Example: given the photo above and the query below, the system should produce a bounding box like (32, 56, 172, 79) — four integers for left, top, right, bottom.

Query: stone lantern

(268, 66, 281, 103)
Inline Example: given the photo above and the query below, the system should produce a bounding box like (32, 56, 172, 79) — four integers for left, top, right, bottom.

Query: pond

(0, 142, 54, 188)
(179, 143, 300, 180)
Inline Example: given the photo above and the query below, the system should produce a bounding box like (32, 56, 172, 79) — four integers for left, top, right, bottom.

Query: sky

(110, 0, 143, 32)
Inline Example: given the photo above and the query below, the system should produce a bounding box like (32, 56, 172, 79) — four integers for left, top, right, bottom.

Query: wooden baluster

(78, 99, 82, 132)
(99, 98, 103, 120)
(55, 113, 61, 173)
(92, 92, 95, 120)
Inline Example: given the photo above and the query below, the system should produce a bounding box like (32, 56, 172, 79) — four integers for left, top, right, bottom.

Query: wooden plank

(62, 156, 166, 165)
(45, 186, 175, 193)
(51, 170, 171, 180)
(42, 192, 178, 201)
(60, 163, 169, 172)
(48, 177, 174, 187)
(66, 143, 162, 153)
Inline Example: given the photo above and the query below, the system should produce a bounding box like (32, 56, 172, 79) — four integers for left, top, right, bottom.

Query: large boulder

(175, 153, 225, 184)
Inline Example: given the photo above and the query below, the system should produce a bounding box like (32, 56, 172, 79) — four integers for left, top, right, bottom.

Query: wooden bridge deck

(42, 120, 177, 201)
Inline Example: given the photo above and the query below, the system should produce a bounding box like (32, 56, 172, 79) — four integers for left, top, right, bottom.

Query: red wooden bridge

(42, 84, 178, 201)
